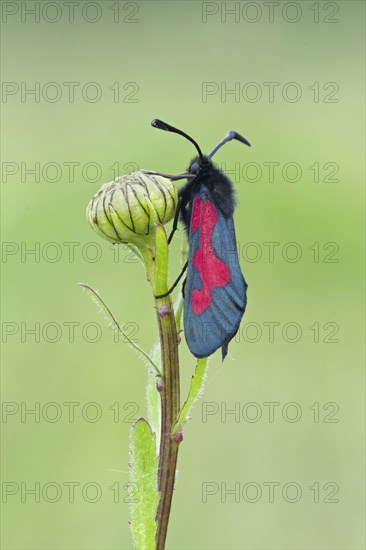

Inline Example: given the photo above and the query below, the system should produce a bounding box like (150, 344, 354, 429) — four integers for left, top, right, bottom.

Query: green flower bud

(86, 171, 177, 247)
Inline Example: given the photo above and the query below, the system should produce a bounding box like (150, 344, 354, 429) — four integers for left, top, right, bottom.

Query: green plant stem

(145, 233, 182, 550)
(155, 294, 180, 550)
(141, 237, 181, 550)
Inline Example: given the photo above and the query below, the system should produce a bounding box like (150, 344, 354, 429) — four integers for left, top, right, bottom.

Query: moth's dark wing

(184, 187, 247, 359)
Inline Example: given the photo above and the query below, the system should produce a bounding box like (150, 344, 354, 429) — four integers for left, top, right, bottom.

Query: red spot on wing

(191, 197, 200, 232)
(191, 198, 230, 315)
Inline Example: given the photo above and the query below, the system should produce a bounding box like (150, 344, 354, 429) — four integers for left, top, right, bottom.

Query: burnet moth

(146, 119, 251, 360)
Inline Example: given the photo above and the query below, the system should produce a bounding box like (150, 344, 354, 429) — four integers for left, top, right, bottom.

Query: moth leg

(155, 261, 188, 299)
(182, 276, 187, 299)
(142, 170, 194, 182)
(168, 195, 183, 244)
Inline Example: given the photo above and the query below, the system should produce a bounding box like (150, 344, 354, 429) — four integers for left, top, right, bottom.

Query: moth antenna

(151, 119, 203, 158)
(208, 130, 251, 159)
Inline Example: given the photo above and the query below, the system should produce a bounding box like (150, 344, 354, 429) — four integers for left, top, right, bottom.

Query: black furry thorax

(181, 155, 237, 220)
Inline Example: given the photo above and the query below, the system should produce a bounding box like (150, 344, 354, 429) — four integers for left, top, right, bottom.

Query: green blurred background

(1, 1, 364, 548)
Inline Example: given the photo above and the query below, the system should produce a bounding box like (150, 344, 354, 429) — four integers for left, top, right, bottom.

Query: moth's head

(188, 157, 201, 175)
(188, 155, 212, 177)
